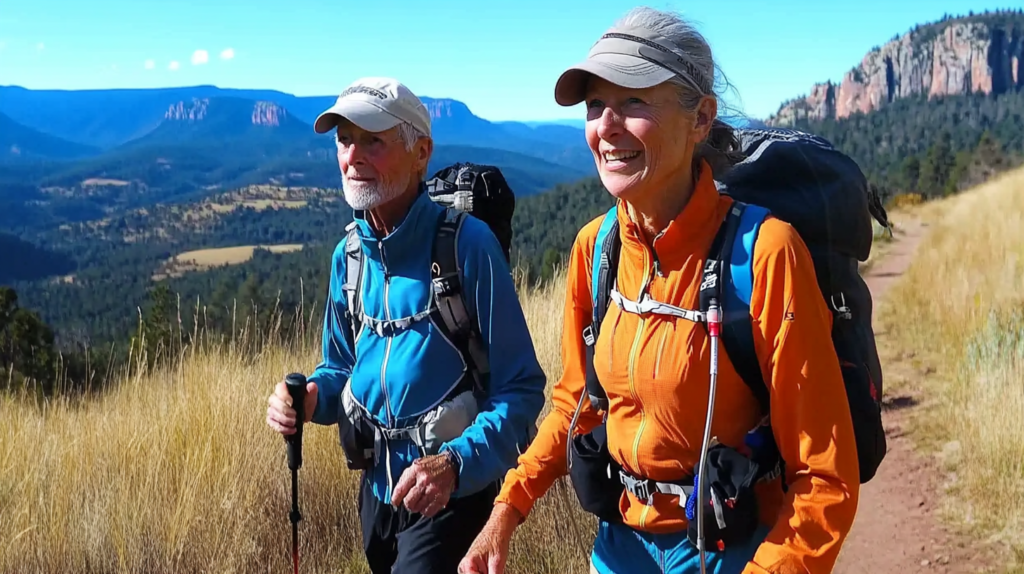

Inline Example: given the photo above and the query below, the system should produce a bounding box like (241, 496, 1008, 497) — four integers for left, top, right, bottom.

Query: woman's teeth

(603, 150, 641, 162)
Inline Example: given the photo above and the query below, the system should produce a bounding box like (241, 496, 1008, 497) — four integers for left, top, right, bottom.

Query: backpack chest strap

(359, 306, 437, 337)
(610, 288, 707, 324)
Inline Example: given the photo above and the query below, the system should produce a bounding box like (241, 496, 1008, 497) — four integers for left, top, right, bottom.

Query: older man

(265, 77, 546, 573)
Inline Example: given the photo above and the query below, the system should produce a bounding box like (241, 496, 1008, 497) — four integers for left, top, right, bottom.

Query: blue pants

(590, 520, 771, 574)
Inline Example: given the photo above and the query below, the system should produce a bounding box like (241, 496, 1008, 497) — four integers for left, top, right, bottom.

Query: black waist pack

(568, 422, 625, 524)
(685, 444, 764, 551)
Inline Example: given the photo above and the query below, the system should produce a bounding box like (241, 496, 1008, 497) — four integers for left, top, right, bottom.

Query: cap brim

(554, 53, 676, 106)
(313, 100, 404, 134)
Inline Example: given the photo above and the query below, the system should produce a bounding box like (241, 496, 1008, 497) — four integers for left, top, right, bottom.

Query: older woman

(458, 6, 861, 574)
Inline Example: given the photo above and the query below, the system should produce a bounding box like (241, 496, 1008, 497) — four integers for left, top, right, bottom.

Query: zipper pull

(378, 240, 390, 279)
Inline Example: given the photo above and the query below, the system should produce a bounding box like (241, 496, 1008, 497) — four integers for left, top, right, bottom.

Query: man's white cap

(313, 77, 432, 137)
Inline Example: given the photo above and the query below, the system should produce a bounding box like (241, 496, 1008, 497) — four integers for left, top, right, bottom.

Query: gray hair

(396, 121, 431, 180)
(613, 6, 747, 174)
(397, 121, 429, 152)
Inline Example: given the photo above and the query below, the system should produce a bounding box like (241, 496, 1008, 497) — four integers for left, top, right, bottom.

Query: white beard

(342, 173, 409, 210)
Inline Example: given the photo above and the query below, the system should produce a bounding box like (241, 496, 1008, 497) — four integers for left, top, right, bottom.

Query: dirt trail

(833, 219, 996, 573)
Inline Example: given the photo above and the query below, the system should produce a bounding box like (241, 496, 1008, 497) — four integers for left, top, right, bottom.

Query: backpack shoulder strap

(582, 205, 620, 412)
(342, 221, 365, 344)
(702, 200, 771, 414)
(431, 207, 490, 396)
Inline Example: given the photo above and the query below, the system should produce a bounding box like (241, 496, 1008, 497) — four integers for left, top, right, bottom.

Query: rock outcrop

(769, 11, 1024, 125)
(251, 101, 286, 127)
(165, 98, 210, 122)
(422, 98, 475, 122)
(163, 98, 288, 127)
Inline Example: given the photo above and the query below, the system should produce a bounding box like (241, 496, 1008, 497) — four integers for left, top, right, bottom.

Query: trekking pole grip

(285, 372, 307, 471)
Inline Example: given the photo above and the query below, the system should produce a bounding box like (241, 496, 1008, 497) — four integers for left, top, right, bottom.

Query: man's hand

(391, 453, 457, 517)
(266, 378, 318, 435)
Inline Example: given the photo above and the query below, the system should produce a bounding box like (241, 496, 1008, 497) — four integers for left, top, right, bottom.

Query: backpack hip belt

(336, 382, 480, 472)
(617, 465, 695, 505)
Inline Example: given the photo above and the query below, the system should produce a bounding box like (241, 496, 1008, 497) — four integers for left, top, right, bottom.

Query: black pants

(359, 474, 498, 574)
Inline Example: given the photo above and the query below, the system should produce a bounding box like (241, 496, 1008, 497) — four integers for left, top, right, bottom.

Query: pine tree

(899, 155, 921, 192)
(142, 282, 174, 364)
(918, 131, 954, 197)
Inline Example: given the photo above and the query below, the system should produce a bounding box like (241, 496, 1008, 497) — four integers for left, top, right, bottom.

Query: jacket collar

(351, 182, 443, 262)
(615, 159, 725, 273)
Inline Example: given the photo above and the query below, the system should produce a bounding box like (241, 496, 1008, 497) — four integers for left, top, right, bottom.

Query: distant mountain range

(0, 84, 598, 200)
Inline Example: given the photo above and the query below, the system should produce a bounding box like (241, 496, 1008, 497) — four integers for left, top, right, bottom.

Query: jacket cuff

(494, 471, 539, 524)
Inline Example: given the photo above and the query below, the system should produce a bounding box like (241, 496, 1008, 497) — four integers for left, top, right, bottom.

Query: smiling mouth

(602, 150, 642, 162)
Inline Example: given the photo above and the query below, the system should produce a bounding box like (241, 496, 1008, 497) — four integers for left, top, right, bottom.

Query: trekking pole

(697, 299, 722, 574)
(284, 373, 307, 574)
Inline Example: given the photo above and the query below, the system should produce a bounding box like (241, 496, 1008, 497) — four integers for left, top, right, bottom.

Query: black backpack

(342, 162, 517, 397)
(424, 162, 516, 263)
(583, 127, 890, 486)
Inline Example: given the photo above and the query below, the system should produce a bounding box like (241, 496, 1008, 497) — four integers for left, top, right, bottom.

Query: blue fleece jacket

(307, 187, 547, 504)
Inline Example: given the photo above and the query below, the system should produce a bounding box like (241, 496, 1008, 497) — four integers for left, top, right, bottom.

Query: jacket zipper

(628, 245, 656, 529)
(634, 231, 664, 530)
(378, 239, 395, 428)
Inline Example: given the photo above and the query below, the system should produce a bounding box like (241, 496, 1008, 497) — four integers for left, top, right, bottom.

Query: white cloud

(191, 49, 208, 65)
(144, 59, 155, 70)
(0, 40, 7, 51)
(168, 60, 180, 71)
(219, 47, 234, 60)
(36, 42, 44, 50)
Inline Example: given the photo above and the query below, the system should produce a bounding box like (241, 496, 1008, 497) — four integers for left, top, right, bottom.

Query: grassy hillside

(0, 270, 596, 574)
(880, 164, 1024, 560)
(4, 164, 1024, 574)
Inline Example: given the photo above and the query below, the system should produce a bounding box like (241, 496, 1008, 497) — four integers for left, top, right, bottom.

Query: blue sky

(0, 0, 1016, 122)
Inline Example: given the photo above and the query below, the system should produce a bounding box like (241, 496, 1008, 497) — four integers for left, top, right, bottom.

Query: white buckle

(610, 289, 705, 323)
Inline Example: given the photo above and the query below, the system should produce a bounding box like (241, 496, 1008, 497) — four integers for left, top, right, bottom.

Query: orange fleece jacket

(495, 164, 861, 573)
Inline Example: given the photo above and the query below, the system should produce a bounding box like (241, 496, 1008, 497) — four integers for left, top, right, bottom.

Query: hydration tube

(698, 298, 722, 574)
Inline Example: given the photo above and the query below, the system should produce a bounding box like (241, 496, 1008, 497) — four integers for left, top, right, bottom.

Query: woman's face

(583, 76, 715, 204)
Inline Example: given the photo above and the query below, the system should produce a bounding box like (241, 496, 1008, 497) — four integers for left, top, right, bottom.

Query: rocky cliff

(165, 98, 210, 122)
(163, 98, 288, 127)
(769, 11, 1024, 125)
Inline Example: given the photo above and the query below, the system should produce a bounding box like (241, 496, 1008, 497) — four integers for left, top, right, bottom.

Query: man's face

(335, 119, 431, 210)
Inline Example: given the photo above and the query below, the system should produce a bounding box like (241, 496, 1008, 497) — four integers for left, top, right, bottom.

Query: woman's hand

(458, 503, 523, 574)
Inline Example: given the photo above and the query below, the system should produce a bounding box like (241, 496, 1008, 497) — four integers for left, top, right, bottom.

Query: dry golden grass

(176, 244, 305, 267)
(154, 244, 305, 279)
(881, 165, 1024, 560)
(0, 270, 596, 574)
(82, 178, 131, 187)
(67, 185, 336, 244)
(206, 200, 310, 213)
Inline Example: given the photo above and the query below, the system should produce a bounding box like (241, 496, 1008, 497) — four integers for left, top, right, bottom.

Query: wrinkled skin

(335, 118, 431, 214)
(391, 453, 458, 517)
(584, 75, 715, 237)
(458, 503, 520, 574)
(266, 378, 318, 434)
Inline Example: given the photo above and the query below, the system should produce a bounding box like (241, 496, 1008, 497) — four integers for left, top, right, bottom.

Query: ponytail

(693, 118, 746, 177)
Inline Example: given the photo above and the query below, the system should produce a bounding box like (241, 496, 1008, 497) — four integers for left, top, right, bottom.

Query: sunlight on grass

(881, 165, 1024, 558)
(0, 268, 594, 574)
